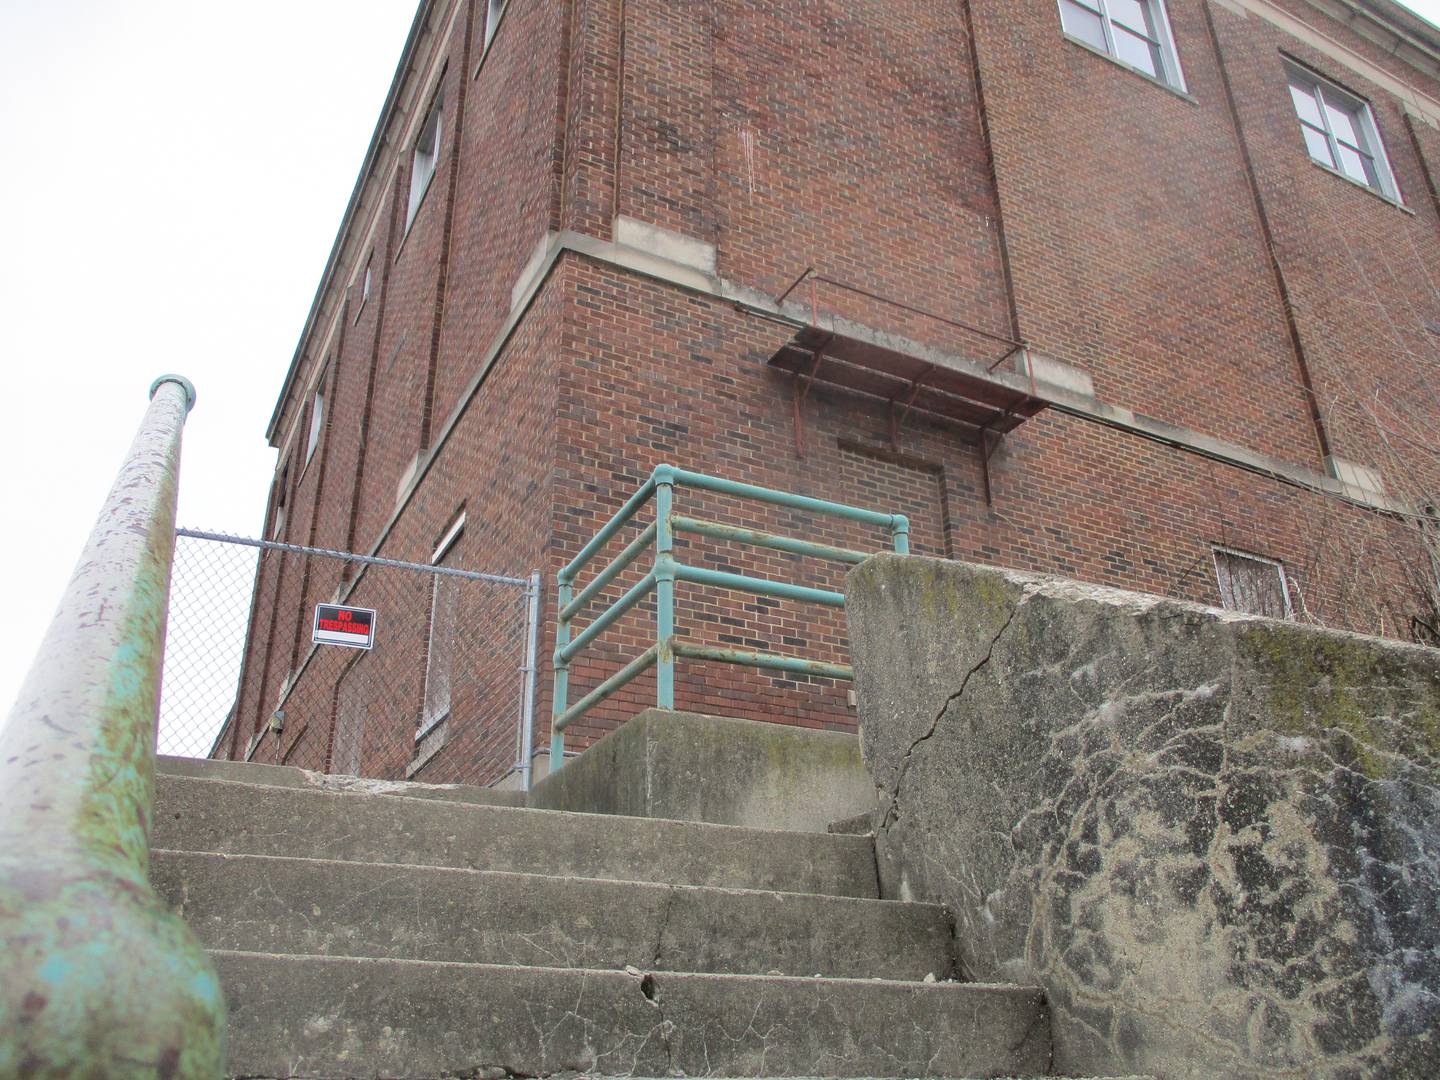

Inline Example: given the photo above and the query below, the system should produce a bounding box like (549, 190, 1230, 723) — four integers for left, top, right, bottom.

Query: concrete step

(154, 774, 879, 897)
(152, 849, 954, 980)
(157, 754, 525, 807)
(214, 950, 1049, 1079)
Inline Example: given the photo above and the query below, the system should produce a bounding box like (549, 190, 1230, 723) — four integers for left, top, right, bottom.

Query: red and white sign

(312, 604, 377, 650)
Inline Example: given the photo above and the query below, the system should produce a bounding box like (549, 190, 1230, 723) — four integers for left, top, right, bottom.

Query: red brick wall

(232, 0, 1440, 779)
(543, 259, 1423, 754)
(1206, 1, 1440, 498)
(709, 0, 1015, 355)
(435, 0, 566, 431)
(970, 0, 1327, 466)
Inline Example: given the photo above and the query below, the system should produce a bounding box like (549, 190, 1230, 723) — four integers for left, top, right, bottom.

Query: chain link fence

(160, 530, 540, 789)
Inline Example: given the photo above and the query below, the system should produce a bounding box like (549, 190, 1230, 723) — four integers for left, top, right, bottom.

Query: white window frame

(304, 381, 325, 466)
(484, 0, 508, 50)
(356, 255, 372, 321)
(1057, 0, 1187, 92)
(418, 510, 467, 741)
(405, 91, 444, 231)
(1212, 546, 1295, 620)
(271, 459, 290, 539)
(1283, 61, 1400, 202)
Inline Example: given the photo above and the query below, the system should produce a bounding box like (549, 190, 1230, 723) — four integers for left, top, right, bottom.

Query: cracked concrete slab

(847, 554, 1440, 1079)
(215, 951, 1048, 1079)
(157, 754, 526, 806)
(151, 849, 954, 979)
(154, 774, 879, 897)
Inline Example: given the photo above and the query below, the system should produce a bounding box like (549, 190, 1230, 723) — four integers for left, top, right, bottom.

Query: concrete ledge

(1325, 453, 1386, 496)
(613, 215, 718, 276)
(1016, 347, 1095, 398)
(528, 709, 875, 831)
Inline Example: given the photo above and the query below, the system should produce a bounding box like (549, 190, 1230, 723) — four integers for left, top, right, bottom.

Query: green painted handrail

(0, 377, 226, 1079)
(550, 464, 908, 767)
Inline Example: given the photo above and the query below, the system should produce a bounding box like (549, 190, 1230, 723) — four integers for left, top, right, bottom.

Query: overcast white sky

(0, 1, 417, 711)
(1, 0, 1439, 715)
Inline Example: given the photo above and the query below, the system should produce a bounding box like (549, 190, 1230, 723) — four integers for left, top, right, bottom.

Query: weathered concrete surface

(847, 554, 1440, 1080)
(154, 773, 879, 898)
(152, 849, 954, 979)
(828, 811, 876, 835)
(529, 709, 872, 831)
(157, 754, 525, 806)
(215, 951, 1049, 1078)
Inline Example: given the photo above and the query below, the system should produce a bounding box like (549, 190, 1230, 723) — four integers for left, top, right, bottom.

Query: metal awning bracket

(792, 341, 828, 458)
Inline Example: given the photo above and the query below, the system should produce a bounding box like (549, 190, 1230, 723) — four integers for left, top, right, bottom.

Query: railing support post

(891, 514, 911, 554)
(0, 376, 227, 1078)
(550, 576, 574, 772)
(653, 464, 677, 710)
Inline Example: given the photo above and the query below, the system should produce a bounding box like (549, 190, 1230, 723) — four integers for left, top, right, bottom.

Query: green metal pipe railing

(671, 515, 872, 565)
(549, 463, 908, 767)
(0, 377, 227, 1078)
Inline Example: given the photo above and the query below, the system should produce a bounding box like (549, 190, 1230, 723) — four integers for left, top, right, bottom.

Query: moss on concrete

(1239, 621, 1440, 779)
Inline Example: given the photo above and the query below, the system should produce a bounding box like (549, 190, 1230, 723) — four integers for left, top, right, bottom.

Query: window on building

(272, 461, 290, 539)
(357, 256, 372, 319)
(405, 91, 444, 230)
(485, 0, 507, 49)
(419, 510, 466, 740)
(304, 382, 325, 466)
(1058, 0, 1186, 89)
(1284, 62, 1399, 200)
(1213, 547, 1294, 619)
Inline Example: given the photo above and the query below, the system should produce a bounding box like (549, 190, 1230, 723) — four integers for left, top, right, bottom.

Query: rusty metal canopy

(768, 326, 1046, 440)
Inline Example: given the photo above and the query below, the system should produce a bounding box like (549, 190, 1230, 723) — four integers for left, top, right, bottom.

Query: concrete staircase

(152, 757, 1064, 1079)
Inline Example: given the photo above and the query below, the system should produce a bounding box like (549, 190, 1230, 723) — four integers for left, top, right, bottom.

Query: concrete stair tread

(155, 773, 878, 897)
(157, 754, 526, 807)
(152, 848, 953, 980)
(213, 949, 1050, 1079)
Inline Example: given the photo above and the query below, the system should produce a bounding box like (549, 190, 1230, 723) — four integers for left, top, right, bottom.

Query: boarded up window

(421, 574, 459, 734)
(420, 510, 466, 739)
(1213, 548, 1292, 619)
(333, 661, 367, 776)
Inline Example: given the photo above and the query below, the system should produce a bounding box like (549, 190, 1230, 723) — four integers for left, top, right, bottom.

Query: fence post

(519, 570, 542, 790)
(653, 464, 677, 709)
(0, 376, 226, 1078)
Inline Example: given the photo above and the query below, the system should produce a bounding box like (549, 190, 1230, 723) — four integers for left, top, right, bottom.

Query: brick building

(223, 0, 1440, 785)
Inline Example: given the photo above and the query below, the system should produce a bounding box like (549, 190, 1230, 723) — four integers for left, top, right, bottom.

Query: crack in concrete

(636, 974, 675, 1076)
(648, 886, 678, 972)
(1005, 989, 1051, 1063)
(880, 595, 1024, 829)
(866, 822, 884, 900)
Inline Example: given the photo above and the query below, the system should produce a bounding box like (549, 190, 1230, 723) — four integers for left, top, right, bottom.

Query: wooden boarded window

(420, 511, 467, 739)
(1213, 547, 1293, 619)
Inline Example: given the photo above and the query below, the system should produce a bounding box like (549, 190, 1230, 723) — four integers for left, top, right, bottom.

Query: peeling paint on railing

(0, 376, 226, 1079)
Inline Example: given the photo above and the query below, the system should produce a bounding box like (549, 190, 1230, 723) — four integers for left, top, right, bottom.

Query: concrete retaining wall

(846, 554, 1440, 1079)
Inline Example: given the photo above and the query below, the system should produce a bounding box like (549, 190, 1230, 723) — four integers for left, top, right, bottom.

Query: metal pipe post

(891, 514, 911, 554)
(0, 376, 226, 1078)
(549, 578, 574, 771)
(653, 465, 677, 709)
(518, 571, 542, 791)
